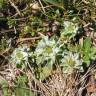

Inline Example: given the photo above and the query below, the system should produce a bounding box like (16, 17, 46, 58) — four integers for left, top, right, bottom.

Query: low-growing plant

(10, 20, 96, 79)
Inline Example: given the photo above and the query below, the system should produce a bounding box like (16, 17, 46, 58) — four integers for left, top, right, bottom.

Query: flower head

(35, 36, 60, 65)
(10, 45, 32, 65)
(61, 52, 83, 74)
(60, 21, 78, 42)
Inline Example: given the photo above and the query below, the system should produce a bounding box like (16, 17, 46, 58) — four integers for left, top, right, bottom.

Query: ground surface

(0, 0, 96, 96)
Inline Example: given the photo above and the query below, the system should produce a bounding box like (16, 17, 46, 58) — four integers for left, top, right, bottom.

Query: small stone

(30, 2, 40, 14)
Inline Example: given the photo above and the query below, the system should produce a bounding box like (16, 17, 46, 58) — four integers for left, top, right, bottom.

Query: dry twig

(8, 0, 21, 16)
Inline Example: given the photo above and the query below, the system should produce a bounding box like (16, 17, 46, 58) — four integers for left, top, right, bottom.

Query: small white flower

(35, 36, 60, 65)
(61, 52, 83, 74)
(63, 21, 78, 34)
(10, 45, 31, 65)
(61, 21, 78, 40)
